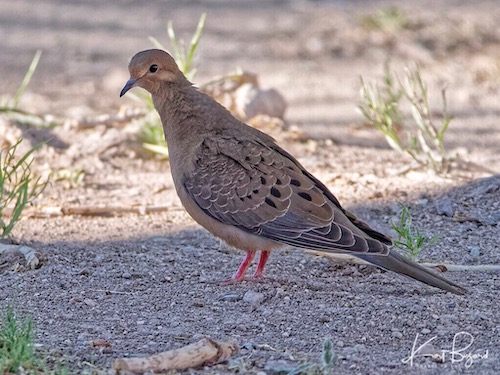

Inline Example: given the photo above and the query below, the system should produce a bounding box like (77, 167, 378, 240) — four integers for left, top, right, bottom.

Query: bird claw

(252, 271, 266, 280)
(220, 273, 267, 285)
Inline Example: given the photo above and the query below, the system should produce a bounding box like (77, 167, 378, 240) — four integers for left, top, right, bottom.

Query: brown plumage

(120, 49, 466, 295)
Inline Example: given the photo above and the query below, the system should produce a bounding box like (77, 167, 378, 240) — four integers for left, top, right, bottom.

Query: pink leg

(254, 250, 270, 279)
(231, 251, 256, 282)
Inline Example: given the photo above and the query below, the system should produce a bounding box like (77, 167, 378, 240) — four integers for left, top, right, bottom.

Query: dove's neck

(155, 85, 199, 139)
(152, 83, 227, 178)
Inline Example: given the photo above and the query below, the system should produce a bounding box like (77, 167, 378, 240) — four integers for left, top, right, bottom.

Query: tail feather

(357, 250, 467, 295)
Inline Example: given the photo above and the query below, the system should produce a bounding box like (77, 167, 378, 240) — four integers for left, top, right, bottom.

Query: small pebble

(470, 246, 480, 257)
(243, 291, 265, 305)
(78, 268, 90, 276)
(220, 294, 241, 302)
(83, 298, 96, 307)
(392, 331, 403, 339)
(192, 299, 204, 307)
(434, 197, 454, 217)
(485, 212, 500, 225)
(242, 342, 256, 350)
(318, 314, 330, 323)
(421, 328, 431, 334)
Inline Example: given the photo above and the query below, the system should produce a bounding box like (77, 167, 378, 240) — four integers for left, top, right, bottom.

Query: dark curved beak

(120, 79, 137, 97)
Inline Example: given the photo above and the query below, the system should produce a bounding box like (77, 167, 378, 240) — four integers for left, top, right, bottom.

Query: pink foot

(254, 250, 270, 279)
(220, 275, 266, 285)
(220, 250, 271, 284)
(225, 251, 256, 284)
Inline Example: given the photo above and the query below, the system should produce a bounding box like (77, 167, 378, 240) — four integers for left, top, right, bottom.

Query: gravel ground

(0, 1, 499, 374)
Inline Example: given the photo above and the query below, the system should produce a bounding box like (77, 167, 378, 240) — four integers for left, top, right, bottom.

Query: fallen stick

(0, 243, 41, 270)
(306, 250, 500, 272)
(419, 263, 500, 272)
(113, 337, 238, 374)
(60, 205, 172, 217)
(3, 205, 184, 218)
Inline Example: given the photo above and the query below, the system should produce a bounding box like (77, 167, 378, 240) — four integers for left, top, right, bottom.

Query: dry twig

(113, 337, 238, 374)
(0, 243, 41, 269)
(4, 205, 183, 218)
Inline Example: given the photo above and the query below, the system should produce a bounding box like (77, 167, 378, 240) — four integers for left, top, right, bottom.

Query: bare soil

(0, 1, 499, 374)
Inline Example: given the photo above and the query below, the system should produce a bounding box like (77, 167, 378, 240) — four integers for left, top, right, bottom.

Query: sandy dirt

(0, 0, 499, 374)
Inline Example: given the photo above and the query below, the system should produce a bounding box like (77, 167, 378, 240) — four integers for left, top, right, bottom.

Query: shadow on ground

(1, 176, 498, 374)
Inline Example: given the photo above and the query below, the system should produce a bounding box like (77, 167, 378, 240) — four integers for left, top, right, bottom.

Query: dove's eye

(149, 64, 158, 73)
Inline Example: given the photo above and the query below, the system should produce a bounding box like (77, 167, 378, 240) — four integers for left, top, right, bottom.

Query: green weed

(150, 13, 206, 81)
(54, 168, 85, 189)
(0, 51, 57, 128)
(0, 305, 34, 373)
(0, 139, 48, 239)
(288, 339, 337, 375)
(0, 305, 68, 374)
(361, 7, 409, 32)
(359, 64, 454, 174)
(391, 205, 437, 260)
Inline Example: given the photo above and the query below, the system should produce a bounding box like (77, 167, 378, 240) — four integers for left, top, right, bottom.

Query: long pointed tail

(357, 250, 467, 295)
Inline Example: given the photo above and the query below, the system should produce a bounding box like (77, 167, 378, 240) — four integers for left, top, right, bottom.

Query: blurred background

(1, 0, 499, 130)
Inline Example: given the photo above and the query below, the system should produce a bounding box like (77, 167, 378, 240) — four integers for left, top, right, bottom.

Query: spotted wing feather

(184, 136, 390, 255)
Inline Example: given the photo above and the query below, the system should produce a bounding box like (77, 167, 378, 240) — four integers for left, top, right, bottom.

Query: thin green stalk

(10, 50, 42, 109)
(0, 139, 48, 238)
(0, 305, 34, 373)
(359, 64, 454, 173)
(0, 304, 68, 374)
(391, 205, 436, 260)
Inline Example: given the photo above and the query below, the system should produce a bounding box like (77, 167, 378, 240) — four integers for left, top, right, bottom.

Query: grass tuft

(359, 64, 455, 174)
(54, 168, 85, 189)
(0, 305, 68, 374)
(0, 305, 34, 373)
(390, 205, 437, 260)
(150, 13, 206, 81)
(361, 7, 409, 32)
(0, 51, 58, 128)
(0, 139, 48, 239)
(288, 339, 336, 375)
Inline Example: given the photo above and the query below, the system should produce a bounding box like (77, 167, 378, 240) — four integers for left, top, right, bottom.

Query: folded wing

(184, 136, 391, 255)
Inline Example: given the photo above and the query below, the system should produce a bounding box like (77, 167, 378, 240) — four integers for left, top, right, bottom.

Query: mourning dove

(120, 49, 466, 295)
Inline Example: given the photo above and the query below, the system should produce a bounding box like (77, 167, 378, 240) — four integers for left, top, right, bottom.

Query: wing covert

(184, 136, 390, 255)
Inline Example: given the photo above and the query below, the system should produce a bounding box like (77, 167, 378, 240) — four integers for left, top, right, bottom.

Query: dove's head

(120, 49, 188, 97)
